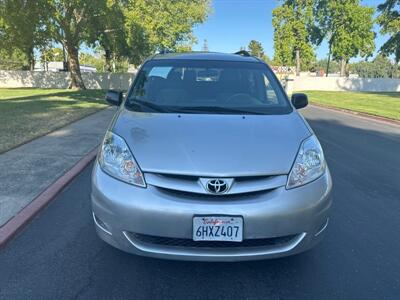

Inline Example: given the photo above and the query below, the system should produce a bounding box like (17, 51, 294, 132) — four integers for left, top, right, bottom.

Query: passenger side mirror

(291, 93, 308, 109)
(105, 90, 123, 106)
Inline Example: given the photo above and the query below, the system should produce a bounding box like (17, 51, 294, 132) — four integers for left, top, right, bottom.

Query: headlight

(287, 135, 326, 189)
(98, 131, 146, 187)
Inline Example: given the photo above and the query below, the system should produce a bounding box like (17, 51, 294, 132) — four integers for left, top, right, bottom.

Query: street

(1, 106, 399, 300)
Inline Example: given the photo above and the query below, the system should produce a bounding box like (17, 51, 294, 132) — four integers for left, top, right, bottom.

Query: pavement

(0, 106, 400, 299)
(0, 107, 116, 227)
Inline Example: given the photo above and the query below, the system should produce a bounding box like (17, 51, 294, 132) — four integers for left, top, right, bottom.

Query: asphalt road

(1, 106, 399, 300)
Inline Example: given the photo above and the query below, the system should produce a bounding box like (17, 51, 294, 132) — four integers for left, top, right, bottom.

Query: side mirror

(105, 90, 123, 106)
(291, 93, 308, 109)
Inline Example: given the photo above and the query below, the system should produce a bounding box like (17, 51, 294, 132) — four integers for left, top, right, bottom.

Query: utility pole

(202, 39, 209, 52)
(295, 49, 300, 76)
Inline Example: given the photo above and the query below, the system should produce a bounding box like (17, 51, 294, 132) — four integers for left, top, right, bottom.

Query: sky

(192, 0, 389, 62)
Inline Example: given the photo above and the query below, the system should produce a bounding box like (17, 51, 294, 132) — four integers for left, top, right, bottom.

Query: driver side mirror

(105, 90, 123, 106)
(291, 93, 308, 109)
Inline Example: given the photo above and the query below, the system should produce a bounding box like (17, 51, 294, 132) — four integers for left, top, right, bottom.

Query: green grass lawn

(302, 91, 400, 121)
(0, 88, 108, 153)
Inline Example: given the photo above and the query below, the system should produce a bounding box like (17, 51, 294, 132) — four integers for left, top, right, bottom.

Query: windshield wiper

(175, 106, 265, 115)
(128, 100, 265, 115)
(128, 98, 170, 113)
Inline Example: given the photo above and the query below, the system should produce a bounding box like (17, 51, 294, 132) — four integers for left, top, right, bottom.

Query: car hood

(112, 109, 311, 176)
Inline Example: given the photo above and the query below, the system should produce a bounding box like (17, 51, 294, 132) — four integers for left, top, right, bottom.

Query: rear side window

(127, 59, 291, 115)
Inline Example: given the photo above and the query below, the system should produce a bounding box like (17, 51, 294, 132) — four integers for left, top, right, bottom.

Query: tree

(40, 47, 64, 63)
(272, 0, 315, 75)
(39, 47, 64, 71)
(377, 0, 400, 63)
(123, 0, 210, 65)
(313, 58, 340, 74)
(0, 0, 47, 70)
(175, 42, 193, 52)
(40, 0, 113, 89)
(79, 51, 129, 72)
(349, 55, 399, 78)
(247, 40, 271, 63)
(0, 48, 30, 70)
(262, 54, 273, 64)
(1, 0, 210, 86)
(248, 40, 264, 58)
(314, 0, 375, 76)
(86, 0, 129, 72)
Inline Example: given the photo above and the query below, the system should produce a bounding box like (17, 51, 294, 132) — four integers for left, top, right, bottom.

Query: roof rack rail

(234, 50, 251, 57)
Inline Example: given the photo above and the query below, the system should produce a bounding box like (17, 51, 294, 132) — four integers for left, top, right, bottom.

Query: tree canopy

(314, 0, 375, 76)
(248, 40, 264, 58)
(124, 0, 210, 65)
(247, 40, 271, 63)
(272, 0, 377, 76)
(377, 0, 400, 63)
(272, 0, 315, 75)
(0, 0, 211, 89)
(41, 0, 119, 88)
(0, 0, 47, 70)
(349, 55, 399, 78)
(313, 58, 340, 74)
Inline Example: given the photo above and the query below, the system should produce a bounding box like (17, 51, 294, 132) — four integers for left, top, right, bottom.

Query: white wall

(0, 71, 136, 90)
(286, 76, 400, 94)
(1, 70, 399, 93)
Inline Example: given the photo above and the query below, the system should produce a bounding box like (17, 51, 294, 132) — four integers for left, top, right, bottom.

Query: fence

(286, 76, 400, 94)
(0, 71, 136, 90)
(1, 70, 400, 93)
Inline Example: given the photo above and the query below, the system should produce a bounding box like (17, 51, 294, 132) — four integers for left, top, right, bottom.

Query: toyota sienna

(91, 51, 332, 261)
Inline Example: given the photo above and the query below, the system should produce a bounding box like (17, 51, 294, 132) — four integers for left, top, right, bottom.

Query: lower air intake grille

(128, 232, 298, 248)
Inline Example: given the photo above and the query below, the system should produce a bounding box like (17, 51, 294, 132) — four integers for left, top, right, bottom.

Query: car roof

(150, 52, 261, 63)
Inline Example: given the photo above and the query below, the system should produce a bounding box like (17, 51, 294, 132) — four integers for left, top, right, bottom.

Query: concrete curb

(0, 146, 98, 248)
(309, 103, 400, 126)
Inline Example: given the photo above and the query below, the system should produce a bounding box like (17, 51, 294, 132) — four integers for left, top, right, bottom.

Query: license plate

(193, 216, 243, 242)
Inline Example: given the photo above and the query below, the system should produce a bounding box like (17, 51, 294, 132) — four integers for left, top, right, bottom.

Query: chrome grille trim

(144, 173, 287, 195)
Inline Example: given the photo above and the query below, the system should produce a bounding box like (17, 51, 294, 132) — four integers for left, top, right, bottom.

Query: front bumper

(91, 162, 332, 261)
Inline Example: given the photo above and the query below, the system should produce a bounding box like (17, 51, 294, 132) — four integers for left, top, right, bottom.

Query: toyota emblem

(206, 179, 229, 194)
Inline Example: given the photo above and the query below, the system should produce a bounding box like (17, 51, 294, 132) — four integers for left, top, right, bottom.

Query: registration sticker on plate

(193, 216, 243, 242)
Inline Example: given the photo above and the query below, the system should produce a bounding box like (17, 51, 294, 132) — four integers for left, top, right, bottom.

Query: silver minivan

(91, 52, 332, 261)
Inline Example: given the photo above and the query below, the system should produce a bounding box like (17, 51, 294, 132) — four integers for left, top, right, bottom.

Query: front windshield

(126, 59, 292, 115)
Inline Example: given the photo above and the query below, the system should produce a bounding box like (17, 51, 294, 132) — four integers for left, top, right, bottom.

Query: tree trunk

(29, 59, 35, 71)
(66, 44, 86, 89)
(295, 49, 300, 76)
(62, 45, 68, 71)
(326, 44, 331, 77)
(27, 48, 35, 71)
(104, 49, 112, 72)
(340, 58, 346, 77)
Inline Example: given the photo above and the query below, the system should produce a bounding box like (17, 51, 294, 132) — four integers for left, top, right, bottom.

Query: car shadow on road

(89, 240, 321, 300)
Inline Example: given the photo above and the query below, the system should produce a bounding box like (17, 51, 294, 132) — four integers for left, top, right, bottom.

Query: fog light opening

(315, 218, 329, 237)
(92, 212, 112, 235)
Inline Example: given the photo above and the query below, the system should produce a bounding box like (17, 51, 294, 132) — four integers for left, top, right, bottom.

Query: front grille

(155, 186, 270, 200)
(128, 232, 298, 249)
(145, 172, 287, 197)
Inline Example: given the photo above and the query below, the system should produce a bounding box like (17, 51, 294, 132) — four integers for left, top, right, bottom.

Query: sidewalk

(0, 107, 117, 227)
